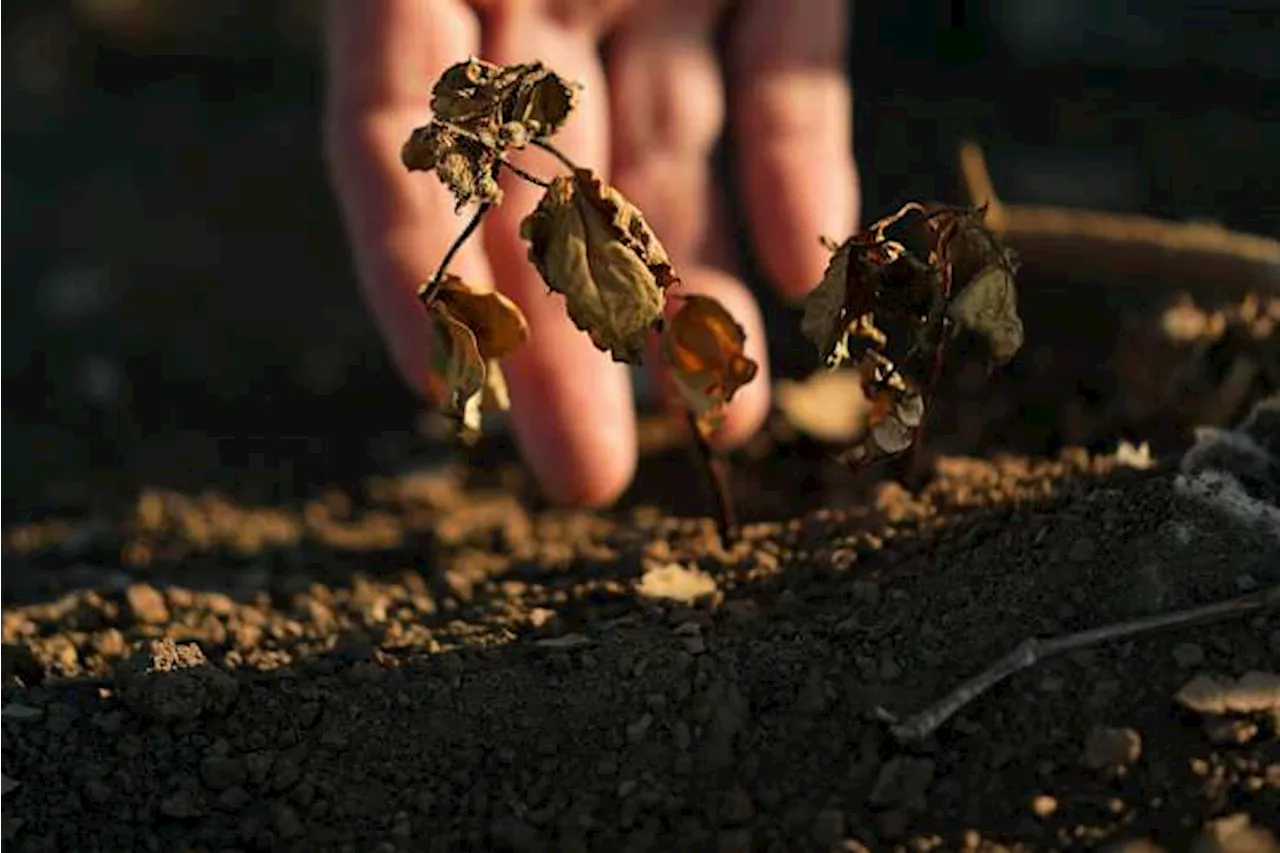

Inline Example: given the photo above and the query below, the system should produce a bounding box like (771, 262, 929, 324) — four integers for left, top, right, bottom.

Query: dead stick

(887, 584, 1279, 742)
(956, 141, 1280, 295)
(686, 412, 737, 544)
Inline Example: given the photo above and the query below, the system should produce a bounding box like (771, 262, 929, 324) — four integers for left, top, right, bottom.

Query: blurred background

(3, 0, 1278, 519)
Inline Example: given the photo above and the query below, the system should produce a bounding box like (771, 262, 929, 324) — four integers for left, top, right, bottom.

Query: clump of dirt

(2, 290, 1278, 852)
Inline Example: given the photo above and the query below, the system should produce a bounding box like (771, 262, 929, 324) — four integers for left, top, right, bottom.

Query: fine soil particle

(2, 291, 1278, 851)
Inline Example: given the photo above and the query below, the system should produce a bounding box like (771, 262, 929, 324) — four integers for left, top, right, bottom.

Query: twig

(957, 141, 1280, 296)
(686, 411, 737, 545)
(499, 158, 551, 188)
(531, 139, 578, 172)
(886, 583, 1279, 742)
(418, 202, 492, 306)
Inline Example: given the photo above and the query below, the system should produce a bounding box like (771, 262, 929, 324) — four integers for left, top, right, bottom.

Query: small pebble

(1203, 718, 1258, 745)
(1082, 726, 1142, 772)
(1030, 794, 1058, 818)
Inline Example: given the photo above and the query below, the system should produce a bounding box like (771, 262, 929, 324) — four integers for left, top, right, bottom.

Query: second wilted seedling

(800, 201, 1025, 468)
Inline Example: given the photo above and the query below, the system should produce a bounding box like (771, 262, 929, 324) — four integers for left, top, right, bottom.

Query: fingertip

(741, 138, 860, 302)
(506, 345, 639, 508)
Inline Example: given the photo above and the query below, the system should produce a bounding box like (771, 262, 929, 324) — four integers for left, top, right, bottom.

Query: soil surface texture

(4, 290, 1280, 853)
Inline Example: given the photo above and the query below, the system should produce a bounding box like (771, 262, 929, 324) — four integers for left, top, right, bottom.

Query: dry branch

(957, 142, 1280, 298)
(885, 584, 1279, 742)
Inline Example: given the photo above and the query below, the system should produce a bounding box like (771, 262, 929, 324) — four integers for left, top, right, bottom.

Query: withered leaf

(403, 58, 581, 210)
(402, 123, 501, 210)
(661, 295, 759, 435)
(946, 263, 1024, 365)
(431, 57, 579, 145)
(837, 383, 925, 467)
(425, 276, 529, 441)
(869, 390, 924, 455)
(520, 169, 677, 363)
(426, 307, 488, 440)
(506, 69, 579, 139)
(435, 274, 530, 360)
(801, 236, 902, 368)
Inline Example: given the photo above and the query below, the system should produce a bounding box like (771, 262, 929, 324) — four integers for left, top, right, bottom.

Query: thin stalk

(499, 158, 551, 188)
(686, 412, 737, 545)
(531, 139, 578, 172)
(418, 202, 491, 306)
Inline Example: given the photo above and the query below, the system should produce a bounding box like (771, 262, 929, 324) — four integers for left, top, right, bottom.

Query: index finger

(323, 0, 495, 398)
(728, 0, 860, 301)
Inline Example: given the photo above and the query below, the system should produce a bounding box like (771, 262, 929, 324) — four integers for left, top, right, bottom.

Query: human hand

(323, 0, 859, 506)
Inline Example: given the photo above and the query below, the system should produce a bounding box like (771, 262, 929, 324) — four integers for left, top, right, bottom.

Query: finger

(728, 0, 859, 300)
(604, 3, 769, 449)
(322, 0, 495, 399)
(479, 7, 638, 507)
(604, 0, 726, 264)
(606, 0, 773, 448)
(648, 266, 771, 450)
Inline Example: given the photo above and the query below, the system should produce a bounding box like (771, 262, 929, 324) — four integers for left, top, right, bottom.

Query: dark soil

(4, 286, 1279, 853)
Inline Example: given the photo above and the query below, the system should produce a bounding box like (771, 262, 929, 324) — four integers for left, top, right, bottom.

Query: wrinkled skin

(323, 0, 859, 506)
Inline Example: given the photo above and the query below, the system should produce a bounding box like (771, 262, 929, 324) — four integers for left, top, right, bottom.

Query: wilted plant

(800, 201, 1025, 468)
(401, 58, 758, 539)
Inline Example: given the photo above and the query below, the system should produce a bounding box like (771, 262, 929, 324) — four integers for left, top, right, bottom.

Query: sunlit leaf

(424, 276, 529, 442)
(661, 295, 759, 436)
(519, 169, 676, 363)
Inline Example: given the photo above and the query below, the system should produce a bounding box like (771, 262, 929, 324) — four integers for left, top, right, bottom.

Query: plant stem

(499, 158, 550, 188)
(418, 202, 491, 306)
(531, 139, 578, 172)
(686, 412, 737, 545)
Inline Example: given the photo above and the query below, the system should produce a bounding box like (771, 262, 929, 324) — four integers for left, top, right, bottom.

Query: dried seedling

(799, 200, 1025, 470)
(401, 57, 758, 539)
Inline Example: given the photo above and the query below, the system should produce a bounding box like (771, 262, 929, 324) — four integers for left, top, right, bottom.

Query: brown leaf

(435, 274, 530, 360)
(506, 68, 579, 140)
(801, 236, 903, 367)
(402, 123, 501, 210)
(403, 58, 580, 210)
(661, 295, 759, 435)
(946, 263, 1024, 365)
(519, 169, 676, 362)
(426, 306, 487, 440)
(430, 57, 579, 145)
(425, 277, 529, 441)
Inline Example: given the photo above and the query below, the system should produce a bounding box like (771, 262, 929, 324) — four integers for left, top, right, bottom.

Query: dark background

(3, 0, 1278, 519)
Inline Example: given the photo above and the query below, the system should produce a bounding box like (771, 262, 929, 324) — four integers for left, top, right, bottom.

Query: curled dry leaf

(837, 359, 926, 466)
(402, 57, 581, 209)
(946, 262, 1025, 365)
(403, 123, 501, 210)
(661, 295, 759, 436)
(425, 275, 530, 440)
(520, 168, 677, 363)
(922, 205, 1024, 365)
(431, 57, 579, 144)
(801, 235, 904, 368)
